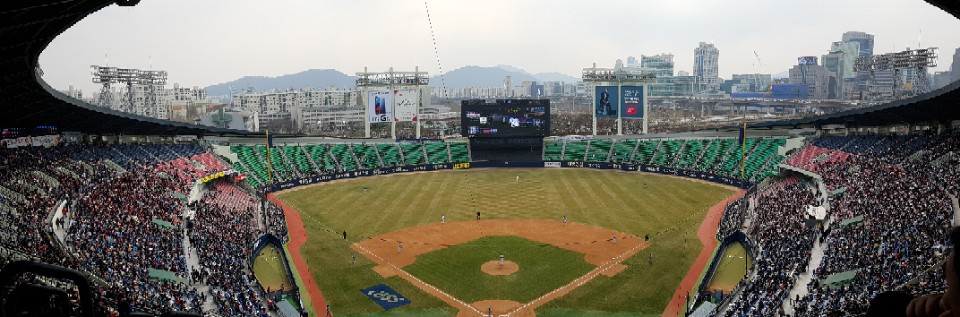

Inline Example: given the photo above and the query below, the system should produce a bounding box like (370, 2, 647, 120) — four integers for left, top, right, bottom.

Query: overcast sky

(40, 0, 960, 94)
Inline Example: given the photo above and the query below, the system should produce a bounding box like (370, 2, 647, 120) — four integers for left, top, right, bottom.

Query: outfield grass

(253, 244, 294, 292)
(705, 242, 751, 292)
(278, 168, 734, 315)
(405, 236, 594, 303)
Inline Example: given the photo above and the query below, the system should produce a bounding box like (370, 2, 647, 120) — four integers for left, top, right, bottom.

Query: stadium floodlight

(91, 65, 167, 117)
(855, 48, 937, 101)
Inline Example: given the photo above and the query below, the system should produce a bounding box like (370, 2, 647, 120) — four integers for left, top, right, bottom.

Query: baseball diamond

(276, 168, 736, 316)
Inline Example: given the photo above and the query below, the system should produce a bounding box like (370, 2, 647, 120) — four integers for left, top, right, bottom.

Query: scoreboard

(461, 99, 550, 138)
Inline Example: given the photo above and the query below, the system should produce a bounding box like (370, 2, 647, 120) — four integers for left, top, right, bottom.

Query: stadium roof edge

(3, 0, 960, 135)
(0, 0, 254, 136)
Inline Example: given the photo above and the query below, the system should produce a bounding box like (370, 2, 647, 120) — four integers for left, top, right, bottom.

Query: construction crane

(752, 51, 773, 93)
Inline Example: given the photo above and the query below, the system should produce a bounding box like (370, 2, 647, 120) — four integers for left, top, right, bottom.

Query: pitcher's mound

(481, 260, 519, 276)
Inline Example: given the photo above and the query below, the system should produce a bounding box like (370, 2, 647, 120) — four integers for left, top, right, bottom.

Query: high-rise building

(951, 47, 960, 84)
(694, 42, 720, 93)
(934, 71, 952, 90)
(841, 31, 875, 58)
(842, 31, 875, 97)
(615, 59, 624, 69)
(641, 54, 675, 78)
(789, 57, 829, 99)
(626, 56, 639, 68)
(822, 41, 860, 99)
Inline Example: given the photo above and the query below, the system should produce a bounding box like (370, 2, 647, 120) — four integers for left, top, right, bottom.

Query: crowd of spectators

(0, 143, 280, 316)
(189, 182, 267, 317)
(788, 135, 954, 316)
(718, 195, 749, 240)
(713, 134, 957, 317)
(720, 178, 818, 317)
(68, 168, 203, 314)
(264, 200, 288, 240)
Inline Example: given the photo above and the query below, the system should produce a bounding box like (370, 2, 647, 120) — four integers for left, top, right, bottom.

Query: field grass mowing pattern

(404, 236, 594, 303)
(279, 169, 733, 315)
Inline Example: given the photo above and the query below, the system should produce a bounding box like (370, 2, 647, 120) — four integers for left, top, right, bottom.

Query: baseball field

(276, 168, 736, 316)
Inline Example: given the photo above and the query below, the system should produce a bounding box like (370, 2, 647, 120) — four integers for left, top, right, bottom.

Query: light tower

(855, 48, 937, 101)
(91, 65, 168, 117)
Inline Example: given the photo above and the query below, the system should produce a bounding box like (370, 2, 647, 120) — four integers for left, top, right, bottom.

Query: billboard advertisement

(368, 90, 393, 123)
(620, 85, 644, 119)
(461, 99, 550, 138)
(595, 86, 618, 118)
(798, 56, 818, 65)
(393, 89, 418, 122)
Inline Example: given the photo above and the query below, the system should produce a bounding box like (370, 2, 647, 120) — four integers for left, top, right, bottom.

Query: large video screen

(461, 99, 550, 138)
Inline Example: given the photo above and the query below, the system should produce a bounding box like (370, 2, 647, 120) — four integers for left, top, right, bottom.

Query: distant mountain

(493, 64, 531, 75)
(532, 72, 580, 83)
(204, 69, 356, 97)
(433, 65, 580, 88)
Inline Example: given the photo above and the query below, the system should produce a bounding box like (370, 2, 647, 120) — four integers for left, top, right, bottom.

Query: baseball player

(441, 213, 445, 224)
(611, 233, 617, 245)
(499, 251, 505, 268)
(562, 215, 567, 224)
(397, 241, 403, 253)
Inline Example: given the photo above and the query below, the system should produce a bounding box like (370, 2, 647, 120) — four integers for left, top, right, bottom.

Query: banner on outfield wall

(393, 89, 418, 122)
(269, 163, 453, 192)
(544, 162, 561, 168)
(265, 161, 749, 192)
(453, 162, 470, 169)
(368, 90, 393, 123)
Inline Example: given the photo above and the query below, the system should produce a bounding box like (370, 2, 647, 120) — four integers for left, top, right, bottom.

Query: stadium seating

(232, 145, 271, 184)
(448, 142, 470, 163)
(543, 140, 564, 161)
(425, 142, 450, 164)
(697, 139, 732, 172)
(632, 140, 660, 164)
(651, 139, 683, 167)
(562, 141, 588, 161)
(0, 144, 290, 315)
(401, 143, 426, 165)
(376, 143, 403, 166)
(674, 139, 706, 170)
(304, 144, 337, 173)
(353, 144, 383, 169)
(609, 139, 636, 163)
(329, 144, 358, 172)
(740, 139, 784, 179)
(585, 140, 612, 162)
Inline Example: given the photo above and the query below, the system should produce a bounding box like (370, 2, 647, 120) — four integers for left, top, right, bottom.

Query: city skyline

(39, 0, 960, 94)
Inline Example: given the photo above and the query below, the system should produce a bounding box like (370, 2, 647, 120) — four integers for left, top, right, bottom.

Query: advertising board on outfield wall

(266, 161, 751, 192)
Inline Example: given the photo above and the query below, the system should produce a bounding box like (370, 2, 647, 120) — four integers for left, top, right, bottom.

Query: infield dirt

(351, 219, 648, 316)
